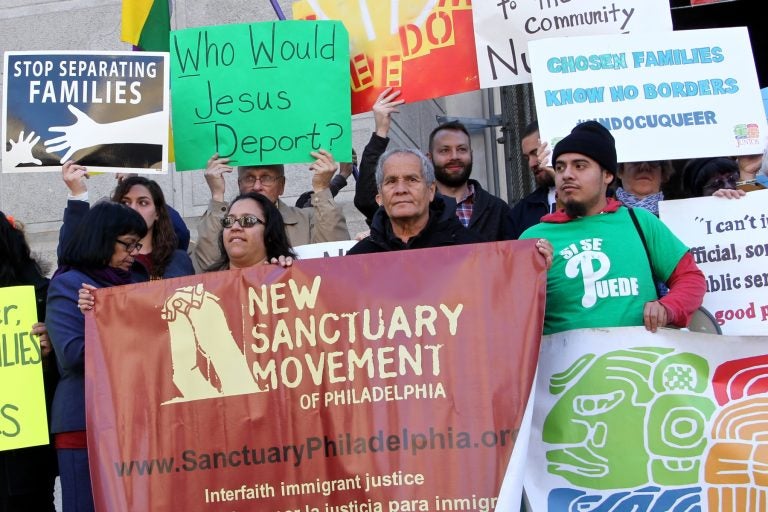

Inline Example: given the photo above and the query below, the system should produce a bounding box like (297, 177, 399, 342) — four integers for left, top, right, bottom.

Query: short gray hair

(375, 147, 435, 191)
(237, 164, 285, 180)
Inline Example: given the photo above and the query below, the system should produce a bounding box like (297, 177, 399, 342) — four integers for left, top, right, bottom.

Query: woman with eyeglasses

(46, 202, 147, 512)
(680, 157, 745, 199)
(208, 191, 297, 271)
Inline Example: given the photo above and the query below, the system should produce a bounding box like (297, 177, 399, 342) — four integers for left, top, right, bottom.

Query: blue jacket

(46, 269, 116, 433)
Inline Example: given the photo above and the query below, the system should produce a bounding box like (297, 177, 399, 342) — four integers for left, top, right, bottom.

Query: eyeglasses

(240, 174, 280, 186)
(115, 239, 143, 253)
(704, 173, 739, 192)
(221, 214, 265, 229)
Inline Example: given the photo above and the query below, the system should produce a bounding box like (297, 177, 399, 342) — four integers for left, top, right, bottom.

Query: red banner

(85, 241, 545, 511)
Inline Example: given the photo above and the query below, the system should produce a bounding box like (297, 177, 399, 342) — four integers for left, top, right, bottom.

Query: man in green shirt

(520, 121, 705, 334)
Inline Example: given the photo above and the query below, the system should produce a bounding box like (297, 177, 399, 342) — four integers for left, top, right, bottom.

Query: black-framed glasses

(239, 174, 279, 186)
(221, 214, 265, 229)
(115, 239, 143, 253)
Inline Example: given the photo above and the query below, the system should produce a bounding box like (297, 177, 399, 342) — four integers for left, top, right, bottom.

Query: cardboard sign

(2, 51, 169, 173)
(472, 0, 671, 88)
(659, 190, 768, 336)
(169, 20, 352, 171)
(530, 27, 768, 163)
(292, 0, 479, 114)
(524, 327, 768, 511)
(85, 241, 545, 511)
(0, 286, 49, 451)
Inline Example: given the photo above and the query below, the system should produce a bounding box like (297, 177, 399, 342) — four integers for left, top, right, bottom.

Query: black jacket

(509, 185, 551, 240)
(347, 196, 485, 254)
(457, 179, 515, 242)
(353, 132, 388, 225)
(0, 264, 58, 503)
(353, 133, 515, 241)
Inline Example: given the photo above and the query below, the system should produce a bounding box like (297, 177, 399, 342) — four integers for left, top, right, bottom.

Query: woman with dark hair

(0, 213, 58, 512)
(208, 192, 297, 271)
(112, 175, 194, 279)
(679, 157, 741, 198)
(46, 202, 147, 512)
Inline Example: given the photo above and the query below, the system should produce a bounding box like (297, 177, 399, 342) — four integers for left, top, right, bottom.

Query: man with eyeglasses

(192, 149, 350, 272)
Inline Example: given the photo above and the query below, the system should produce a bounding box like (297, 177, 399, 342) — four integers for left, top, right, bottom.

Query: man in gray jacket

(193, 149, 350, 272)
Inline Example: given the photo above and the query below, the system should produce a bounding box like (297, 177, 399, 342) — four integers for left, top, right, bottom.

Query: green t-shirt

(520, 207, 689, 334)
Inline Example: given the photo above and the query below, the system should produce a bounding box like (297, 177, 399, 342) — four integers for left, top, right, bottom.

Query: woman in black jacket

(0, 212, 58, 512)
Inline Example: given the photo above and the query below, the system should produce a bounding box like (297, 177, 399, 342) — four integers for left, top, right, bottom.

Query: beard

(434, 161, 472, 187)
(564, 199, 588, 218)
(534, 167, 555, 188)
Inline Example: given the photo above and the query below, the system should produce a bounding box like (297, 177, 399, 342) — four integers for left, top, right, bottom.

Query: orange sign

(293, 0, 479, 114)
(86, 241, 544, 511)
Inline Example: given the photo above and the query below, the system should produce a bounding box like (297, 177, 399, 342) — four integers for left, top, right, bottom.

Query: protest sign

(294, 240, 357, 259)
(85, 241, 545, 511)
(529, 27, 768, 163)
(2, 51, 169, 174)
(523, 326, 768, 511)
(169, 21, 352, 171)
(659, 190, 768, 336)
(472, 0, 671, 88)
(292, 0, 479, 114)
(0, 286, 49, 451)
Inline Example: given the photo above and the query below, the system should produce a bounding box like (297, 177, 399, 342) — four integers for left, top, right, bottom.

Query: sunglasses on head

(221, 214, 265, 229)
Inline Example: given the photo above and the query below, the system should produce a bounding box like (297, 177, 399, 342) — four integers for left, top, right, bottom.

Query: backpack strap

(627, 207, 661, 299)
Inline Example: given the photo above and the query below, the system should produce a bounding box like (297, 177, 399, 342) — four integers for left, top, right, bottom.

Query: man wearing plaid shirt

(427, 121, 516, 241)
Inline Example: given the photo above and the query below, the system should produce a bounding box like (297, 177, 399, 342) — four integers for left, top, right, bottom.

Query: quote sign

(2, 51, 169, 173)
(85, 241, 546, 511)
(0, 286, 49, 451)
(524, 327, 768, 511)
(170, 20, 352, 171)
(659, 190, 768, 336)
(292, 0, 479, 114)
(530, 27, 768, 163)
(471, 0, 671, 88)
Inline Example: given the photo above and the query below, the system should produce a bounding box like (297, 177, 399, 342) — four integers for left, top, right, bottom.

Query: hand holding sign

(309, 149, 338, 192)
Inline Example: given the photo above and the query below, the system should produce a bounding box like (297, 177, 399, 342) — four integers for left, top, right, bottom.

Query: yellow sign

(0, 286, 49, 451)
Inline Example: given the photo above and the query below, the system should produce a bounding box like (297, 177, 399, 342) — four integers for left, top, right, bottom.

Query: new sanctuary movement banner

(524, 327, 768, 512)
(84, 241, 546, 512)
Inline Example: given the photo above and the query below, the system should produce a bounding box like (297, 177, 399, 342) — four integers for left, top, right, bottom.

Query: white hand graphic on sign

(5, 130, 42, 167)
(44, 105, 165, 163)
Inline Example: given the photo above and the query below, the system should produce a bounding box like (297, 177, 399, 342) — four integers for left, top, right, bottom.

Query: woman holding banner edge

(46, 202, 148, 512)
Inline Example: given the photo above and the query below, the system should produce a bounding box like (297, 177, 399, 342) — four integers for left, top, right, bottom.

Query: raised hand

(309, 148, 338, 192)
(372, 87, 404, 138)
(204, 153, 233, 202)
